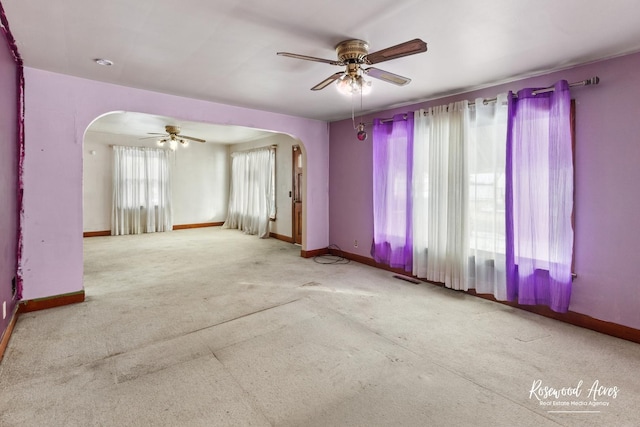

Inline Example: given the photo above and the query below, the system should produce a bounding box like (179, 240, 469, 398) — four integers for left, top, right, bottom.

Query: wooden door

(292, 146, 303, 245)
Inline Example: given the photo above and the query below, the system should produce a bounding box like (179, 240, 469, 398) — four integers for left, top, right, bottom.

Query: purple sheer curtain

(506, 80, 574, 313)
(371, 114, 414, 272)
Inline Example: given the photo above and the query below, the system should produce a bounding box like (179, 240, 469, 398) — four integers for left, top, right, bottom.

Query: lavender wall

(22, 68, 329, 301)
(329, 52, 640, 330)
(0, 28, 18, 334)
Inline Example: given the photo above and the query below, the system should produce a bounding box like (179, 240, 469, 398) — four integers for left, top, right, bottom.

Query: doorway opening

(292, 145, 303, 245)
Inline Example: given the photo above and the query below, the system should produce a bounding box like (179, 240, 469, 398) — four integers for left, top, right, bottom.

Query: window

(111, 146, 172, 235)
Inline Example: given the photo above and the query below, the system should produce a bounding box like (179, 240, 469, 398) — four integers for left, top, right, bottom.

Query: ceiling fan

(277, 38, 427, 93)
(145, 125, 206, 148)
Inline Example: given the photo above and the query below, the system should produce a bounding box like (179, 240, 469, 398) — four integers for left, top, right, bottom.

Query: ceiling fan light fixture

(360, 77, 372, 95)
(336, 74, 371, 96)
(158, 137, 178, 150)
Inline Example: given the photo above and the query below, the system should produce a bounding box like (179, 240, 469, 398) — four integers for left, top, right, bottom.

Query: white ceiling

(5, 0, 640, 139)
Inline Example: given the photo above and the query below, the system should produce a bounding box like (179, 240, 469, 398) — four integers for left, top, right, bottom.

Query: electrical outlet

(2, 301, 5, 320)
(354, 239, 358, 248)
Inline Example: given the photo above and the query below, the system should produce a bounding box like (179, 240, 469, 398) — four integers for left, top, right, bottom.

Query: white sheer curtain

(111, 146, 173, 235)
(413, 102, 469, 290)
(412, 95, 508, 299)
(224, 147, 276, 238)
(468, 94, 508, 300)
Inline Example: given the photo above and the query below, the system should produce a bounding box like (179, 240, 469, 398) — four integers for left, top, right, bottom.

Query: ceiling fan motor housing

(165, 125, 181, 135)
(335, 39, 369, 64)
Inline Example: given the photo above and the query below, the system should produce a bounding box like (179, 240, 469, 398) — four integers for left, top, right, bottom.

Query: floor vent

(393, 275, 421, 284)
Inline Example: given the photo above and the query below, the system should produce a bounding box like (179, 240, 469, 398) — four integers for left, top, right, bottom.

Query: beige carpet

(1, 227, 638, 426)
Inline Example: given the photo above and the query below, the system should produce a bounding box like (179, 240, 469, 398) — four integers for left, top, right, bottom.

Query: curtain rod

(108, 144, 160, 148)
(108, 144, 171, 149)
(376, 76, 600, 123)
(231, 144, 277, 154)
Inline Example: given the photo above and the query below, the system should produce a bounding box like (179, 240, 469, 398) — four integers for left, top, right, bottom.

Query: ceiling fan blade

(277, 52, 342, 66)
(364, 38, 427, 65)
(146, 132, 166, 136)
(180, 135, 206, 143)
(311, 72, 344, 91)
(364, 67, 411, 86)
(139, 135, 165, 140)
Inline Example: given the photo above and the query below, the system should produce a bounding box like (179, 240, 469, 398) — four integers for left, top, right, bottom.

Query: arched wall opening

(82, 111, 303, 241)
(20, 68, 328, 301)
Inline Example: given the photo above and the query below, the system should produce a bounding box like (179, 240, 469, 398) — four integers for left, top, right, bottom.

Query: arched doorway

(19, 69, 328, 302)
(83, 111, 303, 243)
